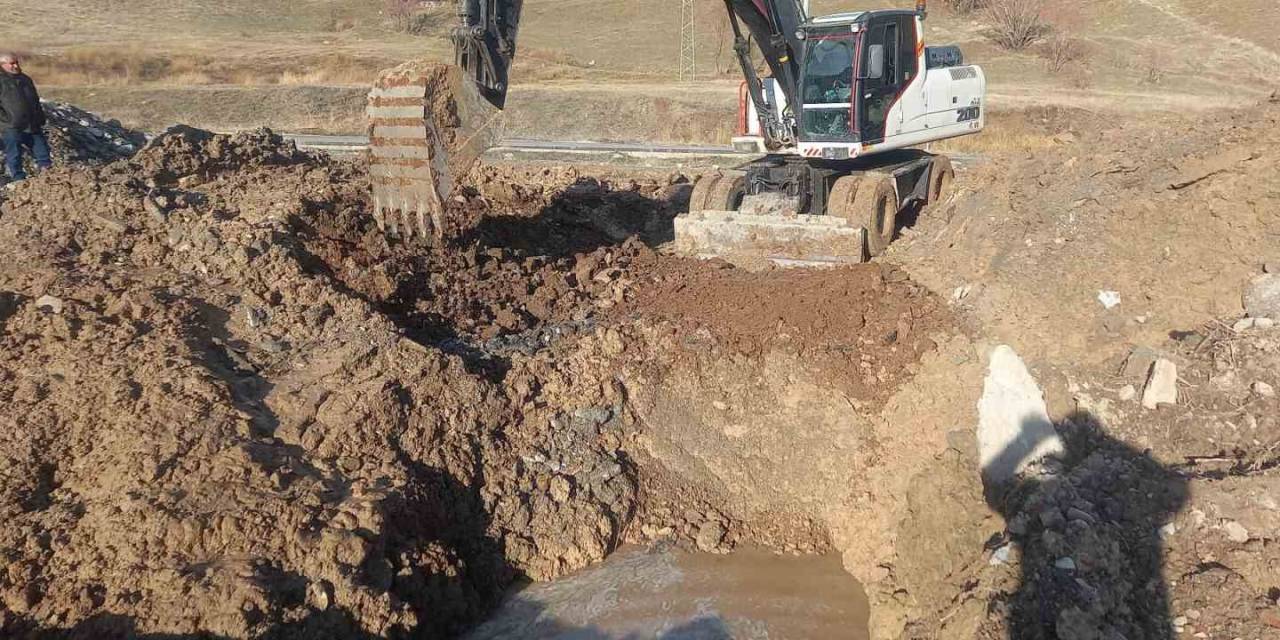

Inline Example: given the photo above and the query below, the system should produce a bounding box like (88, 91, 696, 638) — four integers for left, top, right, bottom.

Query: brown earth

(885, 95, 1280, 639)
(0, 125, 960, 638)
(2, 94, 1280, 640)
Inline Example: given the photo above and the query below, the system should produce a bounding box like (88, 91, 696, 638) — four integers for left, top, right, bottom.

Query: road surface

(282, 134, 742, 156)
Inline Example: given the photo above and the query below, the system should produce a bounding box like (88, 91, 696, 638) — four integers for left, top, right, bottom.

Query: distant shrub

(945, 0, 988, 15)
(1042, 33, 1087, 72)
(385, 0, 417, 32)
(986, 0, 1049, 50)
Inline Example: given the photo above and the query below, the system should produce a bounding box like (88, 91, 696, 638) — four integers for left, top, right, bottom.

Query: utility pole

(679, 0, 696, 82)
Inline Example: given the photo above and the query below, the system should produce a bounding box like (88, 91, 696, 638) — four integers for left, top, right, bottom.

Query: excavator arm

(369, 0, 813, 241)
(452, 0, 524, 109)
(452, 0, 809, 145)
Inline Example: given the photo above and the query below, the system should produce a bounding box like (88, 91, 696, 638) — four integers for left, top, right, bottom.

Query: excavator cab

(792, 11, 980, 156)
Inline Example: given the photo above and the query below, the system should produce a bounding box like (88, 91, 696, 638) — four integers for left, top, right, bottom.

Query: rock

(307, 580, 332, 610)
(1040, 509, 1066, 530)
(40, 101, 146, 165)
(260, 339, 288, 354)
(1066, 507, 1096, 525)
(1054, 557, 1077, 571)
(1158, 522, 1177, 538)
(1122, 346, 1160, 380)
(1245, 273, 1280, 319)
(549, 476, 572, 503)
(35, 295, 64, 314)
(1118, 385, 1137, 402)
(989, 543, 1013, 566)
(1097, 290, 1122, 309)
(143, 195, 168, 223)
(695, 521, 726, 553)
(1233, 317, 1256, 332)
(1142, 359, 1178, 409)
(1257, 317, 1276, 329)
(1222, 521, 1250, 543)
(1254, 381, 1276, 398)
(976, 346, 1065, 485)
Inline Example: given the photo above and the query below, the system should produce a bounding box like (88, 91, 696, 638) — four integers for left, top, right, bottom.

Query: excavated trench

(0, 128, 994, 640)
(298, 156, 994, 639)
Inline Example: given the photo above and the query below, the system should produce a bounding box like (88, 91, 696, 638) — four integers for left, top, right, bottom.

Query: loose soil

(0, 125, 957, 639)
(2, 93, 1279, 640)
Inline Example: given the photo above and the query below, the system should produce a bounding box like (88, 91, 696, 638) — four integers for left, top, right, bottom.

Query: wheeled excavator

(368, 0, 985, 265)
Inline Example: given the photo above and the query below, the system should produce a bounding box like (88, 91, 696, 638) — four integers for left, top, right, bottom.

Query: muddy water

(466, 545, 870, 639)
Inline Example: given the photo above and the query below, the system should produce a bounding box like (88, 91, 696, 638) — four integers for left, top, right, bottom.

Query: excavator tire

(840, 174, 896, 258)
(708, 173, 747, 211)
(826, 174, 862, 216)
(689, 173, 746, 212)
(687, 175, 723, 213)
(927, 155, 955, 210)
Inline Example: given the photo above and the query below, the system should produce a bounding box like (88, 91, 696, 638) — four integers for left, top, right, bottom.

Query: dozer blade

(368, 61, 506, 240)
(672, 211, 868, 268)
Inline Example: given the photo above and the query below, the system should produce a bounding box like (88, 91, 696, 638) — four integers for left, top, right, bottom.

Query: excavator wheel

(687, 175, 722, 213)
(842, 174, 897, 258)
(689, 173, 746, 212)
(927, 155, 955, 210)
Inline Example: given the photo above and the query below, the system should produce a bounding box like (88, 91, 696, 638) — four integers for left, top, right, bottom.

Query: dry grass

(930, 108, 1065, 154)
(26, 46, 389, 87)
(8, 0, 1278, 137)
(945, 0, 988, 15)
(1041, 34, 1089, 73)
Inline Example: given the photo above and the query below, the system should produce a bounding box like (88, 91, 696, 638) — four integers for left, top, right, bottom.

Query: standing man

(0, 53, 51, 181)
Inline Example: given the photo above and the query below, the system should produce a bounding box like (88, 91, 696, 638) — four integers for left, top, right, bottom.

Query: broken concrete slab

(1254, 381, 1276, 399)
(1142, 359, 1178, 409)
(1122, 346, 1160, 380)
(977, 345, 1066, 486)
(1245, 273, 1280, 320)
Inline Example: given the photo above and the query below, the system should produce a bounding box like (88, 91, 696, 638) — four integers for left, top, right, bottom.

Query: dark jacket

(0, 72, 47, 133)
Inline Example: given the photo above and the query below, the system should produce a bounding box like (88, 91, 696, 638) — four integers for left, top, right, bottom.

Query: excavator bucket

(367, 61, 506, 240)
(672, 171, 869, 268)
(673, 211, 867, 268)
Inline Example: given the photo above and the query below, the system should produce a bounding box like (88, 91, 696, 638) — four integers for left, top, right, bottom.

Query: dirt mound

(42, 101, 146, 165)
(619, 260, 948, 404)
(896, 99, 1280, 372)
(0, 127, 640, 638)
(0, 121, 959, 639)
(887, 98, 1280, 640)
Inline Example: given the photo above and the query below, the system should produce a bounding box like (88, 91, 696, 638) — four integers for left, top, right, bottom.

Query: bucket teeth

(366, 61, 506, 244)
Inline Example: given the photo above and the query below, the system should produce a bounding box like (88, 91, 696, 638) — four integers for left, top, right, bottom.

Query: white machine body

(735, 12, 985, 160)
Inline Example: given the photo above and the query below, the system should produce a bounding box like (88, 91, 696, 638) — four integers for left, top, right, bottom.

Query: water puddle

(466, 545, 869, 639)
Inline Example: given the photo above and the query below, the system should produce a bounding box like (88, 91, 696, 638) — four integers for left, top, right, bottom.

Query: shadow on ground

(460, 177, 687, 259)
(986, 410, 1188, 639)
